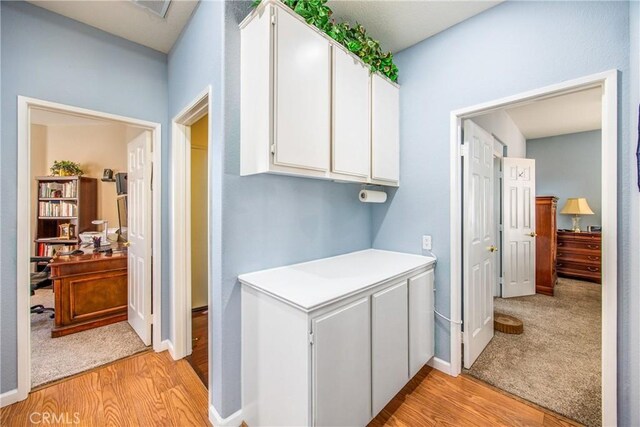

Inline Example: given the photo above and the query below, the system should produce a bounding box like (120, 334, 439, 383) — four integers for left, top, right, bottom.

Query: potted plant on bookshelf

(50, 160, 83, 176)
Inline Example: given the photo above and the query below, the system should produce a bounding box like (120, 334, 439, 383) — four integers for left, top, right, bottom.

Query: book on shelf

(38, 201, 78, 217)
(39, 180, 78, 198)
(37, 243, 68, 257)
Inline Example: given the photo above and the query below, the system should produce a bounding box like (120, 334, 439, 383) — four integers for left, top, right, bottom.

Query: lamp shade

(560, 198, 594, 215)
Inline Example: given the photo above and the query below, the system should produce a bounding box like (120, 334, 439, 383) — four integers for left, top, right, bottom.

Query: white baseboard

(428, 356, 453, 376)
(0, 388, 20, 408)
(154, 338, 170, 354)
(209, 404, 243, 427)
(159, 339, 179, 360)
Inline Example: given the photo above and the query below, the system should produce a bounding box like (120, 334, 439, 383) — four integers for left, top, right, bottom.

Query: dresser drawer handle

(587, 244, 599, 249)
(558, 242, 564, 246)
(588, 256, 600, 261)
(557, 263, 563, 267)
(587, 266, 600, 272)
(557, 253, 563, 257)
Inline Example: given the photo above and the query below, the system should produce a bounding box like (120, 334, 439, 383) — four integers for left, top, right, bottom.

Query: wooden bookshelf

(35, 176, 98, 256)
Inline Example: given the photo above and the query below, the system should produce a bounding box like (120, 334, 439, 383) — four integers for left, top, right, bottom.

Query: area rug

(31, 289, 148, 388)
(464, 278, 601, 427)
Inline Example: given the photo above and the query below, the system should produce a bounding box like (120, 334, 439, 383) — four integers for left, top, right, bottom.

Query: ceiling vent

(132, 0, 171, 18)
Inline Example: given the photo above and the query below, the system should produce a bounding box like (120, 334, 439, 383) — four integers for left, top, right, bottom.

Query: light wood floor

(0, 351, 210, 427)
(1, 351, 579, 427)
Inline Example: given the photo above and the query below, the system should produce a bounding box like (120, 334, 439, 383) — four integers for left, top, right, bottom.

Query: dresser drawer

(556, 251, 601, 265)
(556, 262, 601, 283)
(556, 239, 601, 252)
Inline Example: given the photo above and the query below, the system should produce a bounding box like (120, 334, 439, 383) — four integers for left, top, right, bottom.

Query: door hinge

(460, 145, 468, 157)
(309, 331, 314, 345)
(271, 14, 276, 25)
(270, 144, 276, 155)
(460, 330, 464, 342)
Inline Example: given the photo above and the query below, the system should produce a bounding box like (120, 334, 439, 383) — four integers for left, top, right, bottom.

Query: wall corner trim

(428, 356, 453, 376)
(209, 404, 243, 427)
(0, 389, 21, 408)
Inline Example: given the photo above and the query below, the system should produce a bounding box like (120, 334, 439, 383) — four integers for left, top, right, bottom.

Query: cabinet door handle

(587, 266, 599, 272)
(587, 244, 599, 249)
(588, 256, 600, 261)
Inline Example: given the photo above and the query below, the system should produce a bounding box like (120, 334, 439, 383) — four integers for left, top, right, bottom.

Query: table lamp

(560, 198, 594, 232)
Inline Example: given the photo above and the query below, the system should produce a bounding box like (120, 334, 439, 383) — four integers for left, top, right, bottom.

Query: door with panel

(462, 120, 496, 369)
(312, 298, 371, 426)
(372, 281, 408, 416)
(409, 269, 435, 378)
(127, 131, 152, 345)
(332, 47, 370, 178)
(273, 6, 330, 172)
(502, 157, 536, 298)
(371, 74, 400, 184)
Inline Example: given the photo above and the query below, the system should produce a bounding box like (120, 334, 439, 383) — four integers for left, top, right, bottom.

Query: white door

(463, 120, 496, 369)
(312, 298, 371, 426)
(408, 270, 434, 378)
(372, 281, 408, 416)
(127, 131, 152, 345)
(371, 74, 400, 183)
(502, 157, 536, 298)
(274, 6, 330, 172)
(332, 47, 370, 178)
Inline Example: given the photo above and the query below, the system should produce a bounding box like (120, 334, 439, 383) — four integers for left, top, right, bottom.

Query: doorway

(170, 87, 211, 390)
(16, 96, 163, 402)
(449, 71, 617, 426)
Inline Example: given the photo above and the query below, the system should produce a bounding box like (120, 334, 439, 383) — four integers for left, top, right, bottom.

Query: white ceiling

(28, 1, 502, 55)
(328, 0, 503, 52)
(27, 0, 198, 53)
(506, 88, 602, 140)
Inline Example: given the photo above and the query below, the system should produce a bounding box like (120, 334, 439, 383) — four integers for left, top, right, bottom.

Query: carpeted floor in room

(31, 288, 148, 388)
(465, 278, 601, 427)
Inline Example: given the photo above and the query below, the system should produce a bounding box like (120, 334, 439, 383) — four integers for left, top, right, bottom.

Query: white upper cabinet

(332, 47, 370, 179)
(371, 74, 400, 183)
(240, 0, 400, 186)
(274, 6, 331, 172)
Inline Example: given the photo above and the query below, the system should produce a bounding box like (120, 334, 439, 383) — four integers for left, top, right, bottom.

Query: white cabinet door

(371, 74, 400, 183)
(372, 281, 408, 416)
(332, 47, 370, 178)
(274, 7, 330, 172)
(408, 270, 434, 378)
(312, 298, 371, 426)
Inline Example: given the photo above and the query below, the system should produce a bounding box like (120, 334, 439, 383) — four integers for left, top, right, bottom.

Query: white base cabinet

(240, 250, 435, 426)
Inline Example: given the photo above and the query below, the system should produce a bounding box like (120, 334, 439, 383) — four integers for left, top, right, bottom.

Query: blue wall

(0, 1, 169, 394)
(168, 0, 372, 417)
(526, 130, 602, 230)
(370, 1, 636, 424)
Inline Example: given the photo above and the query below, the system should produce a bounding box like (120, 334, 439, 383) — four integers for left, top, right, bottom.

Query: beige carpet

(31, 289, 148, 388)
(465, 278, 601, 426)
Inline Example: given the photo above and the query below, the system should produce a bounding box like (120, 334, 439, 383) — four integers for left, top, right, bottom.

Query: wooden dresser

(556, 231, 602, 284)
(535, 196, 558, 296)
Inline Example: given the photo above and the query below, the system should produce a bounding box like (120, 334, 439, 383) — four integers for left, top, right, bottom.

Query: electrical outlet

(422, 235, 432, 251)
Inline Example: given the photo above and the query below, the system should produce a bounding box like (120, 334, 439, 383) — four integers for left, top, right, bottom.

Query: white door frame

(15, 96, 163, 404)
(449, 70, 617, 426)
(170, 86, 211, 361)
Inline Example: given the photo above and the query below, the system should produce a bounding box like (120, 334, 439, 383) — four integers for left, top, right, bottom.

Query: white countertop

(238, 249, 436, 312)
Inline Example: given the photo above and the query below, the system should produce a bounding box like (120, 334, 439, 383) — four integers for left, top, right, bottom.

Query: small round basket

(494, 312, 523, 334)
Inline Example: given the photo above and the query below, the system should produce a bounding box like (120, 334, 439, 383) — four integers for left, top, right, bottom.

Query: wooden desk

(49, 251, 128, 338)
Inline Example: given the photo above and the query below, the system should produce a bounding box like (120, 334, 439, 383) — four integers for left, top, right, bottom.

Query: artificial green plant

(50, 160, 84, 176)
(252, 0, 398, 82)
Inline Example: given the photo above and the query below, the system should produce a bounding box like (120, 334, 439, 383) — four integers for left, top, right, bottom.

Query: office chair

(31, 256, 54, 318)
